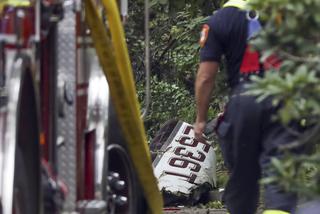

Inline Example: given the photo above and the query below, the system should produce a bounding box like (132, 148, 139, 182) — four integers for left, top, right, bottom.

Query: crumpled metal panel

(153, 121, 217, 206)
(56, 3, 77, 212)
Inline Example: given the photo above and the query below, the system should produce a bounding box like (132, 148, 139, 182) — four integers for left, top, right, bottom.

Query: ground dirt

(163, 208, 228, 214)
(163, 207, 265, 213)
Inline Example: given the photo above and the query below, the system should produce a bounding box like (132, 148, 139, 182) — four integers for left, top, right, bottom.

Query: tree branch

(279, 123, 320, 150)
(279, 50, 320, 63)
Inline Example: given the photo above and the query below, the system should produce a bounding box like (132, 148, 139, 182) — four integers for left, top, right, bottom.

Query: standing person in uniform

(193, 0, 299, 213)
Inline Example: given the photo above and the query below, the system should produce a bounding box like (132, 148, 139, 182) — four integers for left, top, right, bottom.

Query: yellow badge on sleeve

(199, 24, 210, 48)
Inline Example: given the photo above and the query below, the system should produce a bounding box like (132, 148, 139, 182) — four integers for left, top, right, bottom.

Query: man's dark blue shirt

(200, 7, 248, 87)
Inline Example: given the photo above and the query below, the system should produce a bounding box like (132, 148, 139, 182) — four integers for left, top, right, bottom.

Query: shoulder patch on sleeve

(199, 24, 210, 48)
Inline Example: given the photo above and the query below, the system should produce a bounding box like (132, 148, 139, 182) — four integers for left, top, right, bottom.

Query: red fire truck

(0, 0, 162, 213)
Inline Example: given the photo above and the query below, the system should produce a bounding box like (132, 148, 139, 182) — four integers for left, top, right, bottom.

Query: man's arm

(194, 61, 219, 140)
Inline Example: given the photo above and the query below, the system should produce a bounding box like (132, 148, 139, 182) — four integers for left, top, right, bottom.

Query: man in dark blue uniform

(194, 0, 298, 213)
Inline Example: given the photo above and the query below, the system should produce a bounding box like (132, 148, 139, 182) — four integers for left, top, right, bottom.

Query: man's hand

(194, 121, 206, 141)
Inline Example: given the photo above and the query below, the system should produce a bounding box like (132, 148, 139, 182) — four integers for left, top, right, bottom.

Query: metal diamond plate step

(56, 2, 77, 212)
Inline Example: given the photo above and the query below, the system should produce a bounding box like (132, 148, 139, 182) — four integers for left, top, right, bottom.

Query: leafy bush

(247, 0, 320, 198)
(138, 77, 196, 138)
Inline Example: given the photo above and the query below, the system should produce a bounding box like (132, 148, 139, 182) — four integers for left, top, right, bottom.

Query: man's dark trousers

(216, 82, 298, 214)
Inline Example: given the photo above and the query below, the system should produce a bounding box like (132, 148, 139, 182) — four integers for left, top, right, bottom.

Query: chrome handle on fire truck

(35, 0, 40, 43)
(120, 0, 128, 23)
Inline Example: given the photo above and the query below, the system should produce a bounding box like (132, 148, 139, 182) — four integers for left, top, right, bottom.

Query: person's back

(200, 7, 248, 87)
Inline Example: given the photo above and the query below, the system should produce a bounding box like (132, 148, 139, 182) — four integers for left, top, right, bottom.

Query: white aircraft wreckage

(151, 119, 219, 206)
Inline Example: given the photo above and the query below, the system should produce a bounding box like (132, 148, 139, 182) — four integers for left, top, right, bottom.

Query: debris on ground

(151, 119, 218, 206)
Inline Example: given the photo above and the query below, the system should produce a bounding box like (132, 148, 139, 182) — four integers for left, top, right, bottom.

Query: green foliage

(247, 69, 320, 124)
(214, 146, 229, 188)
(200, 200, 224, 209)
(151, 0, 227, 15)
(248, 0, 320, 128)
(261, 152, 320, 198)
(126, 1, 227, 139)
(137, 77, 196, 138)
(126, 0, 229, 84)
(247, 0, 320, 198)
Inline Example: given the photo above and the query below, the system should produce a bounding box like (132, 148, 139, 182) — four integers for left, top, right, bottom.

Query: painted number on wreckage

(154, 122, 216, 194)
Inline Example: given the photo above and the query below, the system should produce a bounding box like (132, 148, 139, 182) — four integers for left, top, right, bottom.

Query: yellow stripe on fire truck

(0, 0, 30, 13)
(84, 0, 163, 213)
